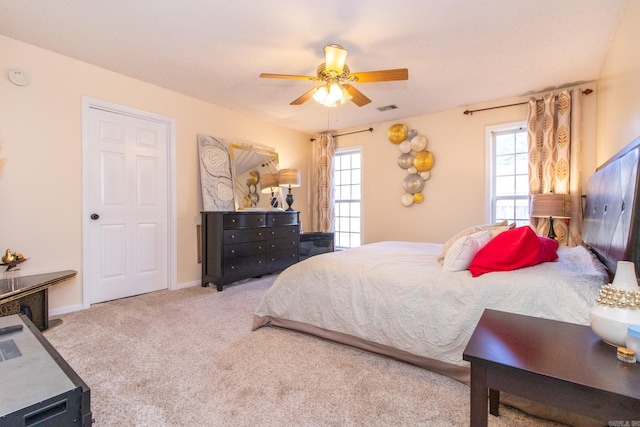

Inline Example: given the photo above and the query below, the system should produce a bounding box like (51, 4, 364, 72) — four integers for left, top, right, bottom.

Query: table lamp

(278, 168, 301, 211)
(529, 193, 571, 239)
(260, 173, 280, 209)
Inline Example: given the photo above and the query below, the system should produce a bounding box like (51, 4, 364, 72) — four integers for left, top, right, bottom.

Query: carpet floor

(44, 274, 565, 426)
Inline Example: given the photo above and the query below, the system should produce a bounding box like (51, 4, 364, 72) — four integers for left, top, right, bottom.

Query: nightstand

(463, 309, 640, 426)
(299, 232, 334, 261)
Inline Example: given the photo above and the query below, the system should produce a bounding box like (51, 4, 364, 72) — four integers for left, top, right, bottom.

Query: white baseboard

(50, 281, 201, 315)
(49, 304, 84, 316)
(173, 280, 200, 290)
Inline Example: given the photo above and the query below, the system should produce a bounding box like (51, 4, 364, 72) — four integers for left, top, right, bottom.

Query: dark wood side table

(463, 309, 640, 426)
(0, 270, 76, 330)
(299, 232, 334, 261)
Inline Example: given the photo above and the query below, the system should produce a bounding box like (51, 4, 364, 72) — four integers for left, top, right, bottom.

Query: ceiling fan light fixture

(312, 83, 351, 107)
(312, 85, 329, 104)
(260, 44, 407, 108)
(327, 82, 344, 104)
(324, 44, 347, 73)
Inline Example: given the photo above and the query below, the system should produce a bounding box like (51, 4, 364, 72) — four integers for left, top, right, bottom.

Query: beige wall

(596, 0, 640, 164)
(0, 35, 311, 313)
(336, 89, 598, 245)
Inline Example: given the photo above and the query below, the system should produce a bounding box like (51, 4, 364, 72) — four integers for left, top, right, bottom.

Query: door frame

(81, 97, 177, 309)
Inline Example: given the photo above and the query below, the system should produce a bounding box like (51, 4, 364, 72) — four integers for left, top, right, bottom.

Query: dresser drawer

(223, 228, 266, 244)
(223, 213, 266, 229)
(267, 225, 299, 240)
(266, 212, 299, 227)
(267, 236, 298, 252)
(223, 255, 266, 277)
(223, 241, 266, 259)
(266, 250, 299, 270)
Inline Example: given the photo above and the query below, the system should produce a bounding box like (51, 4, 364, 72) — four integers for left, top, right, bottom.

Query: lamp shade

(530, 193, 571, 218)
(324, 44, 348, 74)
(259, 173, 279, 194)
(278, 169, 301, 187)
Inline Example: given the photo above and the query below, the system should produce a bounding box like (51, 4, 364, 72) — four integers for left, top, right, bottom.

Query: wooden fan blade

(290, 87, 319, 105)
(324, 44, 348, 74)
(349, 68, 408, 83)
(259, 73, 318, 81)
(343, 84, 371, 107)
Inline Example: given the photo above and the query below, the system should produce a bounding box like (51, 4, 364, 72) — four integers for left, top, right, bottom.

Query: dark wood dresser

(201, 211, 300, 291)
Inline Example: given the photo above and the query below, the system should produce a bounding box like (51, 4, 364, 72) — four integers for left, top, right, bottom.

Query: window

(334, 147, 362, 248)
(487, 123, 529, 227)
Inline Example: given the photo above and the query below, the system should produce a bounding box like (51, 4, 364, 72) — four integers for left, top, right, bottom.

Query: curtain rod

(463, 88, 593, 116)
(310, 127, 373, 141)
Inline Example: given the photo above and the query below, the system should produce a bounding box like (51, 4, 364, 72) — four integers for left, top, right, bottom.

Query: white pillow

(442, 230, 492, 272)
(438, 220, 508, 264)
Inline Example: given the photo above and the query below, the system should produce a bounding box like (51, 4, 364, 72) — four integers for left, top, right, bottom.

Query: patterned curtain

(568, 90, 584, 246)
(310, 132, 335, 232)
(527, 89, 583, 246)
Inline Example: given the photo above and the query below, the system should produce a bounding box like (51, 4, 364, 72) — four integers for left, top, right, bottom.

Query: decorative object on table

(242, 170, 260, 208)
(1, 248, 27, 272)
(626, 325, 640, 355)
(590, 260, 640, 347)
(260, 173, 281, 209)
(529, 193, 571, 241)
(388, 123, 435, 207)
(616, 347, 636, 363)
(278, 168, 301, 211)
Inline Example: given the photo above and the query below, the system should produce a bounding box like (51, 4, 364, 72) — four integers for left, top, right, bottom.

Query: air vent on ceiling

(377, 104, 398, 112)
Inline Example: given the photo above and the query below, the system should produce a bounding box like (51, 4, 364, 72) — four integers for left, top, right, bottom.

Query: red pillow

(468, 226, 558, 277)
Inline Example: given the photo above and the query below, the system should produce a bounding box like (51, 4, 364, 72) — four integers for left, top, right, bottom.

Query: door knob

(90, 213, 100, 220)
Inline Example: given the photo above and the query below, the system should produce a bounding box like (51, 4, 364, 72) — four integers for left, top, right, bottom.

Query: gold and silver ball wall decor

(388, 123, 435, 207)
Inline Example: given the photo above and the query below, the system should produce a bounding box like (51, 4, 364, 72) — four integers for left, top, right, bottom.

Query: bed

(253, 241, 608, 381)
(252, 137, 640, 422)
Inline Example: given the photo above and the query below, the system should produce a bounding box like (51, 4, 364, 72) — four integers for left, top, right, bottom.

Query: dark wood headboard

(582, 137, 640, 276)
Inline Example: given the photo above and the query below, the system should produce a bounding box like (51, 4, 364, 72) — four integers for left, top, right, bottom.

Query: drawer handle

(231, 219, 236, 223)
(230, 265, 235, 270)
(230, 249, 235, 254)
(230, 235, 236, 239)
(258, 260, 263, 264)
(258, 246, 263, 250)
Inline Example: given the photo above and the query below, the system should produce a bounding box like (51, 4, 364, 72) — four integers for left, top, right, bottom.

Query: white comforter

(254, 241, 609, 367)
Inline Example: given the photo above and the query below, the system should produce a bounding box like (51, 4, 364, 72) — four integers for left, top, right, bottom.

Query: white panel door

(86, 107, 168, 303)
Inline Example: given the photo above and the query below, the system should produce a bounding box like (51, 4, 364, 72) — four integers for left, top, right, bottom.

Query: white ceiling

(0, 0, 628, 135)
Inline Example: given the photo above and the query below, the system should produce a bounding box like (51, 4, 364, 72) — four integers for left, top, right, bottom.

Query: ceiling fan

(259, 44, 408, 107)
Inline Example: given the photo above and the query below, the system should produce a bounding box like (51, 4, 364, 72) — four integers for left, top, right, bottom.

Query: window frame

(333, 146, 363, 249)
(485, 121, 529, 226)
